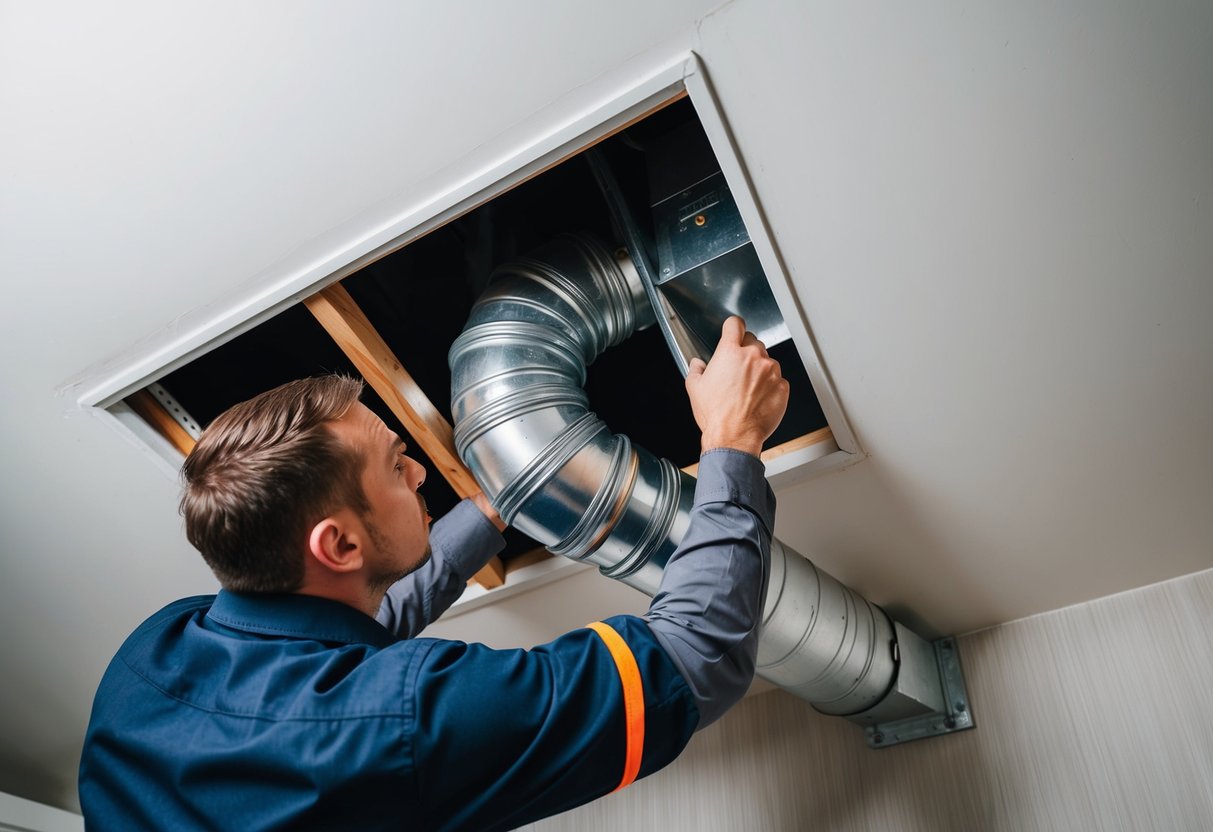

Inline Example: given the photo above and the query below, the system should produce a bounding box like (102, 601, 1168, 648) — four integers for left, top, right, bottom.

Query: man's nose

(409, 457, 426, 489)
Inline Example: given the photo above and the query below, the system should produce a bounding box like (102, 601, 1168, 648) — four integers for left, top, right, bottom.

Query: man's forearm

(645, 449, 774, 728)
(376, 498, 507, 638)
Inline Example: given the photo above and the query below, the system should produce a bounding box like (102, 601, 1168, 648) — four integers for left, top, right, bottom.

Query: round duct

(450, 234, 895, 716)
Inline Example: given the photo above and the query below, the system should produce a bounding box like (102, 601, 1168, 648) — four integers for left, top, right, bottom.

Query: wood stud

(127, 389, 197, 457)
(304, 284, 506, 589)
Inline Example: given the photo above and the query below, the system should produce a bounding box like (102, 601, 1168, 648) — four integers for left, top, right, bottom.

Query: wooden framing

(304, 283, 506, 589)
(304, 285, 478, 495)
(679, 427, 835, 478)
(127, 389, 196, 456)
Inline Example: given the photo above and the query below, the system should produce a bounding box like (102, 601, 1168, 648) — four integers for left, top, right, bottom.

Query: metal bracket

(585, 149, 710, 377)
(864, 637, 975, 749)
(147, 382, 203, 440)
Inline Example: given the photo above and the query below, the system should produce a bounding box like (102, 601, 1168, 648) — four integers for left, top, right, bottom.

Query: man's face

(330, 403, 432, 586)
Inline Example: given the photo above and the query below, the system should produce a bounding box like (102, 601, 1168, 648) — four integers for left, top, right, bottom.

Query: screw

(945, 717, 957, 729)
(694, 214, 707, 226)
(872, 733, 884, 744)
(956, 701, 966, 713)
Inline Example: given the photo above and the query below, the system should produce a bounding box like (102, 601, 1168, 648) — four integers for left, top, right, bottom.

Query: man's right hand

(685, 316, 790, 457)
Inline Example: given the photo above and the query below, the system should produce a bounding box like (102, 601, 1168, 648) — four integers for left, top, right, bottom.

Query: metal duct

(449, 233, 897, 717)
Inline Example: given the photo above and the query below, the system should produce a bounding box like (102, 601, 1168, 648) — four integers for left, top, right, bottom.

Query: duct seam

(491, 412, 606, 525)
(549, 434, 636, 561)
(600, 461, 682, 582)
(453, 383, 589, 461)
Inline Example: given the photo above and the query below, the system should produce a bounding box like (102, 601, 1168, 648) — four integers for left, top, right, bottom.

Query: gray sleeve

(376, 498, 507, 639)
(645, 449, 775, 729)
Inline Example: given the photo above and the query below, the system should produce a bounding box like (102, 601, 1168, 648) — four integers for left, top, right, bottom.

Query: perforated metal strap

(586, 621, 645, 792)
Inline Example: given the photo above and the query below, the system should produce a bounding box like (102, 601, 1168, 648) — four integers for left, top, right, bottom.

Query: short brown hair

(180, 375, 369, 593)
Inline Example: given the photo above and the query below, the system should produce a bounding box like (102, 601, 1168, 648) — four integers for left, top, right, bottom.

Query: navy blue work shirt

(79, 451, 774, 830)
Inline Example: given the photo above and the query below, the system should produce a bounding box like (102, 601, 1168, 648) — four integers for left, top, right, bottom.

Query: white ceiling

(1, 0, 1210, 812)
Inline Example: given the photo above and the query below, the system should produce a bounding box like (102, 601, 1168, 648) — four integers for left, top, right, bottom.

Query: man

(80, 316, 789, 830)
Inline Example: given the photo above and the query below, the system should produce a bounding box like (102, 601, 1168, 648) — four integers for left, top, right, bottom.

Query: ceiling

(1, 0, 1210, 813)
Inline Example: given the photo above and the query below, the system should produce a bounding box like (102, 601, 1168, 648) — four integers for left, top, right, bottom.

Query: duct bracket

(856, 631, 974, 749)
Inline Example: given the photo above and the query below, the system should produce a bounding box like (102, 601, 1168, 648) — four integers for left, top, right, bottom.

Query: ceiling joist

(304, 283, 506, 590)
(128, 388, 197, 457)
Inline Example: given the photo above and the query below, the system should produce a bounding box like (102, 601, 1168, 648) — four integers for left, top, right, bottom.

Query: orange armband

(586, 621, 645, 792)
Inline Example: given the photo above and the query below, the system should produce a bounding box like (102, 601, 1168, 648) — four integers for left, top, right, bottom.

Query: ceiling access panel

(89, 56, 852, 490)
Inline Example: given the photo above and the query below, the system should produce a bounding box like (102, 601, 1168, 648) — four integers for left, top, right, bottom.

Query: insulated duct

(450, 234, 903, 718)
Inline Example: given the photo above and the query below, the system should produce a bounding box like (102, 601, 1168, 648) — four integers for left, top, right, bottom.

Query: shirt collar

(207, 590, 396, 649)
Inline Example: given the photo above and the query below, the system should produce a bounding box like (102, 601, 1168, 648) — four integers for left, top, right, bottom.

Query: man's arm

(646, 450, 774, 727)
(406, 317, 789, 830)
(646, 315, 789, 728)
(376, 493, 506, 639)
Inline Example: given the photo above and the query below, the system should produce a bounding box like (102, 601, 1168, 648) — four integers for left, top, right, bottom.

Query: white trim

(105, 400, 186, 479)
(682, 54, 860, 454)
(444, 555, 591, 619)
(765, 437, 840, 478)
(74, 55, 693, 410)
(768, 448, 862, 491)
(0, 792, 82, 832)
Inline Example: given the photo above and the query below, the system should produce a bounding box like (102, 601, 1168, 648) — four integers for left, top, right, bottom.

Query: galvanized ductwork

(449, 234, 921, 720)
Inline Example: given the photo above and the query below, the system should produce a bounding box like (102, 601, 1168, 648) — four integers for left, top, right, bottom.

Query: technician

(79, 316, 789, 830)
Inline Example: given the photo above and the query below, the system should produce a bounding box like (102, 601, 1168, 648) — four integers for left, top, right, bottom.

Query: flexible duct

(450, 234, 895, 716)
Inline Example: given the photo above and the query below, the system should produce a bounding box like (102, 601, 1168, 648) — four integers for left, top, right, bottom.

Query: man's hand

(686, 316, 790, 457)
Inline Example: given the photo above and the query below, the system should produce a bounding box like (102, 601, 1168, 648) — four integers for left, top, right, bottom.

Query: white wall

(529, 568, 1213, 831)
(1, 0, 1210, 812)
(692, 0, 1213, 635)
(0, 791, 81, 832)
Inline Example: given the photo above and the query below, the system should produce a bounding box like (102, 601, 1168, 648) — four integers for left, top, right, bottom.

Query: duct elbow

(449, 235, 682, 578)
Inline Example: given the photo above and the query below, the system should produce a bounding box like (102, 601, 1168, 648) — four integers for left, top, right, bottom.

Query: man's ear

(307, 512, 364, 574)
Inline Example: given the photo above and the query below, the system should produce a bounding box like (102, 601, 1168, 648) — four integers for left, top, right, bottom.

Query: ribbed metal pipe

(450, 234, 895, 716)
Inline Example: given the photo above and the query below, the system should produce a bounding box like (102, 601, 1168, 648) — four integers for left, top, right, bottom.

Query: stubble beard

(366, 519, 433, 597)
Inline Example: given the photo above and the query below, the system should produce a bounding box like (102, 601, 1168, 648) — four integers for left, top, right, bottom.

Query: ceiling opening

(107, 82, 849, 598)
